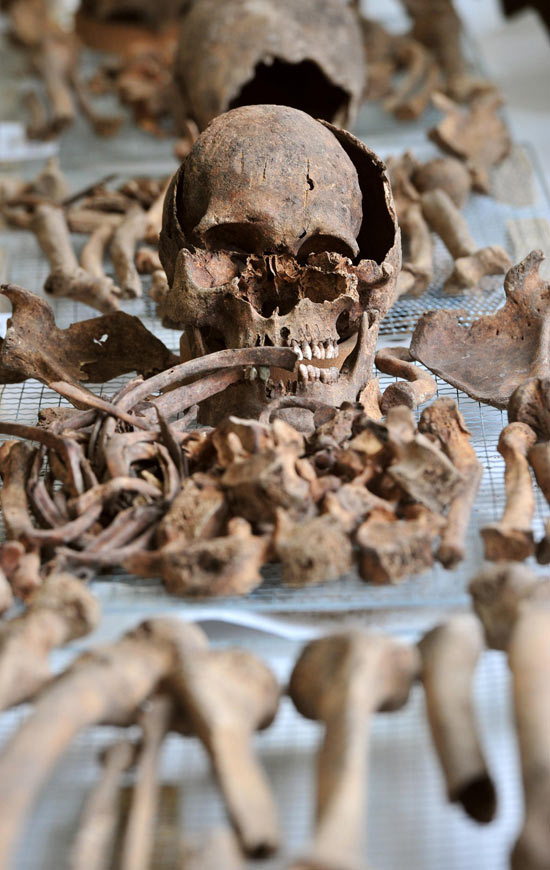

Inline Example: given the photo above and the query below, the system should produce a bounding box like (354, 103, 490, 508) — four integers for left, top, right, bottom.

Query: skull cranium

(159, 105, 400, 426)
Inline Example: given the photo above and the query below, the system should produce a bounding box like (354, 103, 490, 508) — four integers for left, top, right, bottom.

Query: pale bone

(418, 615, 496, 823)
(120, 695, 174, 870)
(469, 563, 550, 870)
(421, 188, 511, 293)
(69, 740, 136, 870)
(288, 631, 419, 870)
(170, 648, 280, 857)
(0, 618, 208, 867)
(375, 346, 436, 412)
(33, 204, 120, 313)
(0, 572, 100, 712)
(481, 422, 537, 562)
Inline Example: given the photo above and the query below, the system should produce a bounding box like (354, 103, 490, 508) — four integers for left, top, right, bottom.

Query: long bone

(0, 572, 100, 711)
(421, 188, 511, 293)
(418, 615, 496, 822)
(33, 204, 120, 313)
(288, 631, 419, 870)
(170, 647, 280, 857)
(375, 345, 436, 412)
(0, 617, 207, 868)
(419, 397, 482, 568)
(481, 422, 537, 561)
(469, 564, 550, 870)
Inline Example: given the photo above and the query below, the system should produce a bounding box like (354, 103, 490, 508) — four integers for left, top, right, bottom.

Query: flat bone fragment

(288, 631, 419, 870)
(410, 251, 550, 408)
(419, 615, 496, 823)
(429, 91, 511, 193)
(0, 572, 100, 711)
(171, 648, 280, 856)
(0, 283, 177, 387)
(481, 423, 537, 562)
(175, 0, 365, 131)
(0, 618, 207, 868)
(33, 203, 120, 314)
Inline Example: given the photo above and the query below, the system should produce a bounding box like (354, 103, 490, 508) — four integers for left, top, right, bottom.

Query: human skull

(159, 105, 400, 425)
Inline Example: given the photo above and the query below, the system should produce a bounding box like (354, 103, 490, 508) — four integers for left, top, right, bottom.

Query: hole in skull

(228, 59, 350, 123)
(336, 310, 354, 341)
(199, 325, 226, 353)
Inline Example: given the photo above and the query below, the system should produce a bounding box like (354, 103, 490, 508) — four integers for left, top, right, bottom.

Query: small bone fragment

(429, 92, 511, 193)
(411, 156, 472, 208)
(156, 476, 227, 546)
(0, 618, 207, 868)
(418, 615, 496, 822)
(0, 572, 100, 711)
(357, 507, 444, 583)
(419, 398, 482, 568)
(69, 740, 136, 870)
(481, 423, 537, 561)
(395, 202, 434, 298)
(288, 631, 419, 870)
(273, 510, 353, 586)
(421, 189, 511, 293)
(180, 828, 244, 870)
(358, 376, 383, 420)
(80, 223, 120, 296)
(33, 204, 120, 313)
(171, 648, 280, 856)
(375, 346, 437, 412)
(135, 247, 162, 274)
(120, 695, 173, 870)
(469, 564, 550, 870)
(410, 251, 550, 408)
(126, 518, 268, 598)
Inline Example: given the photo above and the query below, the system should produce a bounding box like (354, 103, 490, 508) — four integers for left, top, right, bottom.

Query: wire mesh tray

(0, 637, 524, 870)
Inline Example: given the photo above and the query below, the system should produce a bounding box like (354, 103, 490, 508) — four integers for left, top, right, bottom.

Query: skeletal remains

(159, 103, 400, 427)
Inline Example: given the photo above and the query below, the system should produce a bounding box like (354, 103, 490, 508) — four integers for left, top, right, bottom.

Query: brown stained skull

(159, 105, 400, 424)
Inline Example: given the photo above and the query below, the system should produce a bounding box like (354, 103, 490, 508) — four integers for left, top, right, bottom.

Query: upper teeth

(301, 341, 312, 360)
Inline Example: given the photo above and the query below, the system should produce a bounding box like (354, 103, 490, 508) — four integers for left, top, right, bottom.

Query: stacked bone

(0, 283, 482, 599)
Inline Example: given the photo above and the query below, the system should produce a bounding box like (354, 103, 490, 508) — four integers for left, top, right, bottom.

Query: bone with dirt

(120, 695, 174, 870)
(386, 152, 433, 299)
(508, 377, 550, 506)
(273, 509, 353, 587)
(375, 346, 437, 412)
(469, 564, 550, 870)
(418, 615, 496, 822)
(288, 631, 419, 870)
(109, 182, 167, 297)
(410, 155, 472, 208)
(410, 251, 550, 408)
(175, 0, 365, 131)
(0, 572, 100, 712)
(481, 422, 537, 562)
(421, 188, 511, 293)
(0, 618, 207, 868)
(31, 33, 77, 134)
(383, 37, 440, 121)
(80, 224, 120, 296)
(429, 91, 511, 193)
(357, 506, 445, 584)
(170, 647, 280, 857)
(70, 739, 136, 870)
(419, 397, 482, 568)
(32, 203, 120, 313)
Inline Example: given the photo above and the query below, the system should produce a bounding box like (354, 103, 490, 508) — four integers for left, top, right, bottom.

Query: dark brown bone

(410, 251, 550, 408)
(0, 283, 177, 388)
(175, 0, 364, 130)
(288, 631, 419, 870)
(0, 572, 100, 711)
(419, 615, 496, 823)
(33, 203, 120, 313)
(170, 646, 280, 857)
(0, 618, 207, 868)
(419, 398, 482, 568)
(429, 91, 511, 194)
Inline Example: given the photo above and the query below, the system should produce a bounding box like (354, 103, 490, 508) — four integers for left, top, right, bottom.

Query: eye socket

(297, 233, 357, 261)
(204, 222, 266, 255)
